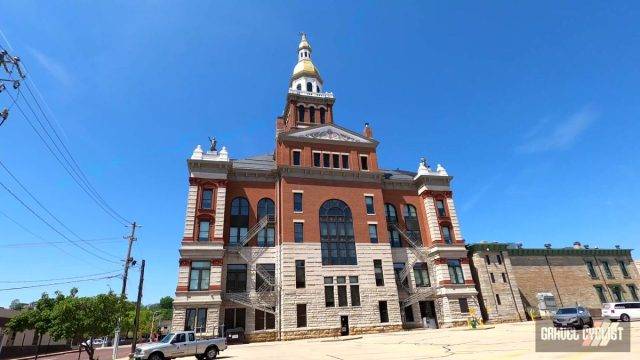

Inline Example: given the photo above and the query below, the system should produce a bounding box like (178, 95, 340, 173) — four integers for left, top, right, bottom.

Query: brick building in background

(171, 34, 480, 341)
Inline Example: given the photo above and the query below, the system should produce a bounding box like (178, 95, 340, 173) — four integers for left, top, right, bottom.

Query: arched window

(230, 197, 249, 246)
(316, 85, 320, 92)
(385, 204, 401, 247)
(309, 106, 315, 123)
(306, 82, 313, 92)
(257, 198, 275, 247)
(320, 200, 356, 265)
(298, 105, 305, 122)
(320, 108, 326, 124)
(296, 83, 302, 90)
(403, 204, 422, 245)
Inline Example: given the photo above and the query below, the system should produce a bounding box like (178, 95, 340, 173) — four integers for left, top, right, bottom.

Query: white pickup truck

(134, 331, 227, 360)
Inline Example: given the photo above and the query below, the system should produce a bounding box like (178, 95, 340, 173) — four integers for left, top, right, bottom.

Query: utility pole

(130, 260, 145, 357)
(0, 48, 26, 127)
(113, 222, 139, 360)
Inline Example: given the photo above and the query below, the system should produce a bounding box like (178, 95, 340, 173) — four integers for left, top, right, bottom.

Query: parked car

(134, 331, 226, 360)
(602, 302, 640, 322)
(81, 338, 105, 347)
(552, 306, 593, 329)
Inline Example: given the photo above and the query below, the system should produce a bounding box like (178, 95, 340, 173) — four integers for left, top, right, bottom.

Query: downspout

(544, 255, 564, 307)
(500, 251, 523, 321)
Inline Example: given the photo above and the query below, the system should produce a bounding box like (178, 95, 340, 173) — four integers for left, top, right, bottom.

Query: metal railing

(389, 222, 433, 307)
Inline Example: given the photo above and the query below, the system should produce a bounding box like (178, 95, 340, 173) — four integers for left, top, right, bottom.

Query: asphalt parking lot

(209, 321, 640, 360)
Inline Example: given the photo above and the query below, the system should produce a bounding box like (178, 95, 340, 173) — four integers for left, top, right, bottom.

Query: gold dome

(292, 59, 321, 80)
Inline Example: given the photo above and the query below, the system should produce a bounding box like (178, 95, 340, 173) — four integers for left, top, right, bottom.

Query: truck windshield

(556, 308, 577, 315)
(160, 333, 174, 343)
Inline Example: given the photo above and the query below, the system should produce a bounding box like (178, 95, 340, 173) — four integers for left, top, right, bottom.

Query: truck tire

(149, 352, 164, 360)
(205, 346, 218, 360)
(620, 314, 630, 322)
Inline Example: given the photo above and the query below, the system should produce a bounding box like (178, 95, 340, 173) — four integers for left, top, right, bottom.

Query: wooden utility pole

(130, 259, 146, 357)
(113, 222, 138, 360)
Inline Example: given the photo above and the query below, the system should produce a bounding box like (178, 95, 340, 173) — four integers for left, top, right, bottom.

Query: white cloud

(27, 47, 72, 87)
(517, 108, 597, 154)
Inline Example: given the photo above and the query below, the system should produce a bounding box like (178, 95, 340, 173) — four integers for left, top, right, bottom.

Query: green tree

(159, 296, 173, 311)
(9, 299, 26, 310)
(49, 292, 127, 360)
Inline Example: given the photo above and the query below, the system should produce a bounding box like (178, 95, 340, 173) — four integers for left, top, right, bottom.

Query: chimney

(544, 243, 552, 249)
(363, 122, 373, 138)
(573, 241, 582, 249)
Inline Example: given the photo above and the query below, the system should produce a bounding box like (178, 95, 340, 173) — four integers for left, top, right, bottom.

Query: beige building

(468, 243, 640, 322)
(0, 308, 68, 359)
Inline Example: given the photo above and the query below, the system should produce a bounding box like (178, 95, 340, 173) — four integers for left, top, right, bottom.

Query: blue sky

(1, 1, 639, 306)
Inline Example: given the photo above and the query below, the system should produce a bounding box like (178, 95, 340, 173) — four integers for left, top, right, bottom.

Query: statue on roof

(208, 136, 217, 152)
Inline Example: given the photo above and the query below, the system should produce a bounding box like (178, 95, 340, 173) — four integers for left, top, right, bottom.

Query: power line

(0, 274, 121, 291)
(0, 270, 122, 284)
(1, 239, 121, 248)
(0, 179, 121, 264)
(0, 159, 122, 259)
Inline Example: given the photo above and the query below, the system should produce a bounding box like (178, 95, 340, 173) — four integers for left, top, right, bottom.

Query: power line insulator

(0, 108, 8, 125)
(12, 80, 20, 89)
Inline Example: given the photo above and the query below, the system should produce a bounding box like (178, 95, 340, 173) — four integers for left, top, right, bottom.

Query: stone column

(212, 183, 227, 244)
(183, 183, 199, 241)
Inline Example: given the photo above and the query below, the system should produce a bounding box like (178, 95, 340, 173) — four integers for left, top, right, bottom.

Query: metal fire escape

(389, 219, 435, 308)
(222, 215, 278, 313)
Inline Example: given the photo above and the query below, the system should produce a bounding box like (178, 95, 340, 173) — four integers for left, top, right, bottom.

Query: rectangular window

(226, 264, 247, 293)
(189, 261, 211, 291)
(485, 255, 490, 265)
(365, 196, 375, 215)
(374, 260, 385, 286)
(296, 304, 307, 328)
(585, 261, 598, 279)
(389, 229, 401, 247)
(602, 261, 613, 278)
(495, 294, 502, 305)
(295, 260, 305, 288)
(324, 277, 335, 307)
(223, 308, 246, 330)
(294, 222, 304, 243)
(337, 284, 348, 307)
(619, 261, 630, 277)
(349, 276, 360, 306)
(496, 254, 502, 265)
(293, 192, 303, 212)
(490, 273, 495, 283)
(313, 152, 321, 167)
(201, 189, 213, 209)
(378, 301, 389, 323)
(448, 260, 465, 284)
(184, 308, 207, 333)
(610, 285, 624, 302)
(413, 263, 430, 287)
(332, 154, 340, 169)
(198, 220, 210, 241)
(501, 273, 507, 283)
(255, 310, 275, 331)
(628, 285, 639, 301)
(341, 154, 349, 169)
(360, 155, 369, 171)
(403, 304, 414, 322)
(255, 263, 275, 292)
(459, 298, 469, 313)
(441, 226, 452, 244)
(368, 224, 378, 243)
(393, 262, 409, 288)
(323, 153, 330, 168)
(594, 285, 608, 303)
(292, 150, 301, 166)
(436, 200, 446, 217)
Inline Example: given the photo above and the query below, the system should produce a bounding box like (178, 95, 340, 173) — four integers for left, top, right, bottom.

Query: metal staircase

(389, 221, 432, 308)
(224, 215, 278, 313)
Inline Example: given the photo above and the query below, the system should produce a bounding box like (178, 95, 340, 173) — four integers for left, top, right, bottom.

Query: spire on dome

(298, 32, 311, 51)
(290, 33, 323, 92)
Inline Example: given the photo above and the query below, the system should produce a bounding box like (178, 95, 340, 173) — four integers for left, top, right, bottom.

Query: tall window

(441, 225, 453, 244)
(320, 108, 326, 124)
(298, 105, 305, 122)
(374, 259, 385, 286)
(255, 264, 275, 292)
(490, 273, 496, 283)
(585, 261, 598, 279)
(292, 150, 301, 166)
(350, 276, 360, 306)
(296, 304, 307, 327)
(485, 255, 491, 265)
(185, 308, 207, 333)
(602, 261, 613, 278)
(189, 261, 211, 291)
(403, 304, 414, 322)
(628, 285, 639, 301)
(501, 273, 507, 283)
(385, 203, 401, 247)
(198, 220, 210, 242)
(224, 308, 246, 331)
(459, 298, 469, 313)
(323, 153, 330, 167)
(294, 222, 304, 243)
(230, 197, 249, 245)
(257, 198, 275, 247)
(201, 189, 213, 209)
(385, 203, 398, 223)
(319, 199, 356, 265)
(360, 155, 369, 171)
(306, 82, 312, 92)
(337, 276, 348, 307)
(341, 154, 349, 169)
(313, 152, 321, 167)
(610, 285, 624, 302)
(293, 192, 303, 212)
(496, 254, 502, 264)
(332, 154, 340, 168)
(296, 83, 301, 90)
(324, 277, 335, 307)
(255, 310, 275, 331)
(394, 263, 408, 288)
(619, 261, 630, 277)
(309, 106, 315, 123)
(435, 199, 446, 217)
(226, 264, 247, 293)
(448, 260, 465, 284)
(403, 204, 421, 245)
(379, 301, 389, 323)
(295, 260, 306, 288)
(413, 263, 430, 287)
(495, 294, 502, 305)
(594, 285, 608, 303)
(368, 224, 378, 243)
(365, 196, 375, 215)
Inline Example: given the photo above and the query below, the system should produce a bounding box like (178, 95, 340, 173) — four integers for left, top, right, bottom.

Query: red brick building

(171, 34, 479, 341)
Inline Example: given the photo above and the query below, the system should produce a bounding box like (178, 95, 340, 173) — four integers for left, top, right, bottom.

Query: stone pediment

(286, 125, 373, 144)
